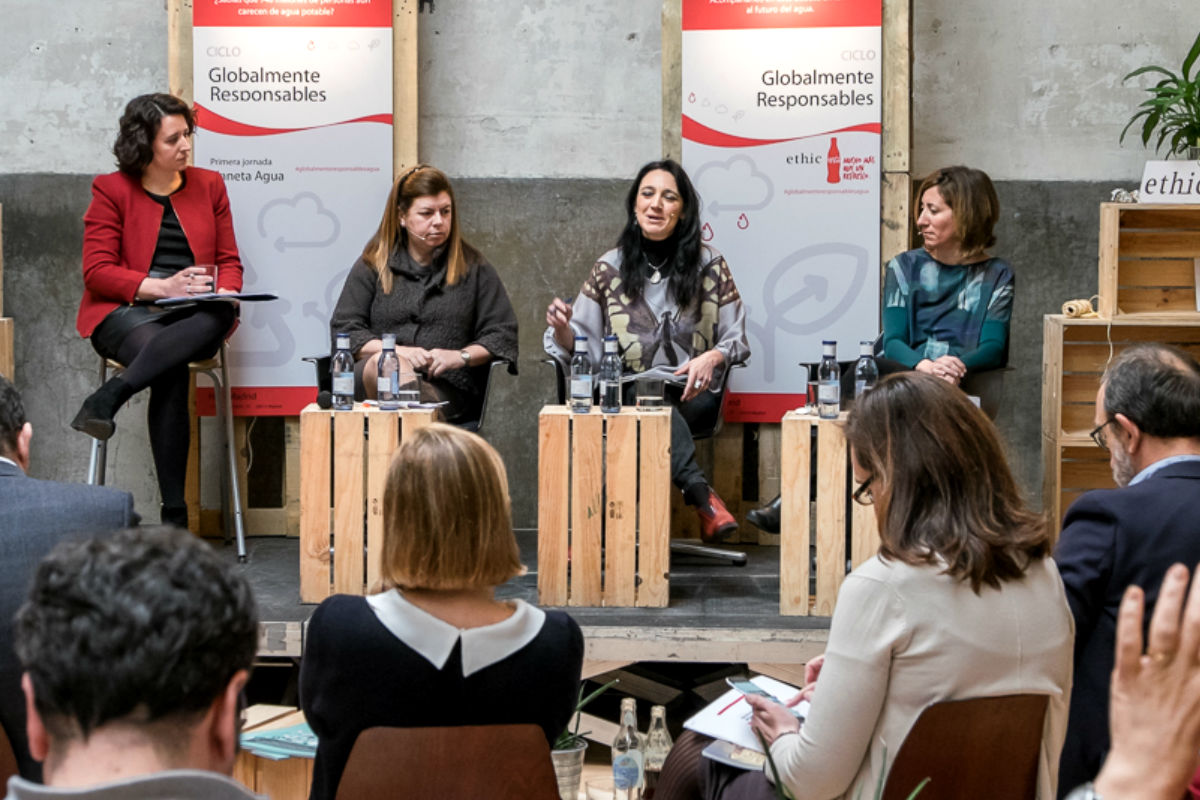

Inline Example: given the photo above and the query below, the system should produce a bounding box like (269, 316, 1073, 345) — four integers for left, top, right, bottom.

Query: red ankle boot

(696, 489, 738, 543)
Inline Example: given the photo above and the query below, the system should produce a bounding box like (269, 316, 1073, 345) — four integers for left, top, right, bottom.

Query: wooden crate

(234, 707, 312, 800)
(1041, 314, 1200, 528)
(1098, 203, 1200, 317)
(537, 405, 671, 608)
(299, 403, 438, 602)
(779, 412, 879, 616)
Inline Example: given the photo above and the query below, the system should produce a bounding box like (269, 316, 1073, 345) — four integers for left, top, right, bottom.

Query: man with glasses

(1054, 343, 1200, 797)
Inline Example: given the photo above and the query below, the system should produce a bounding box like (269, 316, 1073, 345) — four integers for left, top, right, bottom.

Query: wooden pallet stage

(220, 532, 831, 667)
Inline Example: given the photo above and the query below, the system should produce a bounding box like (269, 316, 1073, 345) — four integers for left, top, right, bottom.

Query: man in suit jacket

(1055, 344, 1200, 797)
(0, 374, 137, 781)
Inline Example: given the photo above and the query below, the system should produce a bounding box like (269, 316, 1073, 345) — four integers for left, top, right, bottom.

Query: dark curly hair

(616, 159, 705, 310)
(15, 527, 258, 742)
(0, 373, 26, 459)
(113, 93, 194, 177)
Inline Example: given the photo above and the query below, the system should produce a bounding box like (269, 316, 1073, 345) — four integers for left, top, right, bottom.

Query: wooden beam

(881, 171, 912, 269)
(394, 0, 419, 174)
(0, 318, 12, 381)
(167, 0, 194, 103)
(881, 0, 911, 173)
(0, 203, 5, 313)
(661, 0, 683, 161)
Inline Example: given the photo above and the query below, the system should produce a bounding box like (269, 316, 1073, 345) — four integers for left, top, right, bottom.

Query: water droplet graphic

(737, 214, 749, 230)
(701, 222, 714, 241)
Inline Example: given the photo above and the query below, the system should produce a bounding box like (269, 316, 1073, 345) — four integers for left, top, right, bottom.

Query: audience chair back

(333, 723, 559, 800)
(882, 694, 1048, 800)
(0, 722, 19, 788)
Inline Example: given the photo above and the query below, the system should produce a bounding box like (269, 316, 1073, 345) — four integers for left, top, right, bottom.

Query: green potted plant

(1120, 31, 1200, 159)
(550, 678, 619, 800)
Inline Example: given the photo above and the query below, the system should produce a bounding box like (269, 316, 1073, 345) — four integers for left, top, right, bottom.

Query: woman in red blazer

(72, 93, 243, 527)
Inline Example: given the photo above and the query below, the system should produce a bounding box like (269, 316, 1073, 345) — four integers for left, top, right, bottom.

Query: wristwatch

(1064, 783, 1102, 800)
(460, 350, 472, 366)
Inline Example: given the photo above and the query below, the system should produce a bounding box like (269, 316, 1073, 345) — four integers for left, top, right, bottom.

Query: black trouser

(619, 382, 720, 500)
(92, 304, 237, 512)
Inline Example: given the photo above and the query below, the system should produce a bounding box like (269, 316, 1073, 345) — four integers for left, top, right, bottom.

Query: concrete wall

(1, 0, 1193, 525)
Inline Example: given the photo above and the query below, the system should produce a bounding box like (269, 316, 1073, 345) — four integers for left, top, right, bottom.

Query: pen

(717, 695, 745, 716)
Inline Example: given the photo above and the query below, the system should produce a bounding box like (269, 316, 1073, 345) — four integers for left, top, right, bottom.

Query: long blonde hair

(361, 165, 471, 293)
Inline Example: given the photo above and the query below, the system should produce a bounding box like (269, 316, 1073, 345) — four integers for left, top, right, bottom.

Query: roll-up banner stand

(193, 0, 394, 414)
(682, 0, 882, 422)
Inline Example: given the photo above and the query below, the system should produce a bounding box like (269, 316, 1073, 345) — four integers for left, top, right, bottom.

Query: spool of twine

(1062, 298, 1099, 318)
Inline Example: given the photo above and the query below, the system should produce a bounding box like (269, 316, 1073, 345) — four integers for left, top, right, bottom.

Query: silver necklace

(646, 255, 667, 284)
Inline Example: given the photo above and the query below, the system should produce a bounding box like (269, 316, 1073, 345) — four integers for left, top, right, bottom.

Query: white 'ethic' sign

(1139, 160, 1200, 204)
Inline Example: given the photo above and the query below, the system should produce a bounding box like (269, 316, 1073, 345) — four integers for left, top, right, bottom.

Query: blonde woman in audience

(299, 424, 583, 800)
(656, 372, 1073, 799)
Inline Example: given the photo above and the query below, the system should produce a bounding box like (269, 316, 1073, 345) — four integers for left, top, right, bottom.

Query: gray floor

(217, 531, 831, 632)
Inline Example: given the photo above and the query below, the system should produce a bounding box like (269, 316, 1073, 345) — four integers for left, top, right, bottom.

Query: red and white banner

(682, 0, 882, 422)
(193, 0, 393, 414)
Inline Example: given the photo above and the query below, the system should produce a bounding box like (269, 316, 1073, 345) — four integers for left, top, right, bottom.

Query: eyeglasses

(1089, 418, 1116, 450)
(852, 476, 874, 506)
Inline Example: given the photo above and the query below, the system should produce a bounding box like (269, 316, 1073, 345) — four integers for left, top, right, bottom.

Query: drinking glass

(193, 263, 218, 292)
(397, 372, 421, 406)
(636, 377, 665, 408)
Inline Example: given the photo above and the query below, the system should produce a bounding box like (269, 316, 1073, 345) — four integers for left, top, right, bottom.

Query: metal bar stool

(86, 340, 247, 561)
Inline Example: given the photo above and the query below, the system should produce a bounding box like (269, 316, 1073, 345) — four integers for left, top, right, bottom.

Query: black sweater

(299, 595, 583, 800)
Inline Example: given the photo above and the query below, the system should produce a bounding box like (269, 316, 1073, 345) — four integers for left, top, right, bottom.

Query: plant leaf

(905, 777, 932, 799)
(1182, 31, 1200, 82)
(756, 731, 797, 800)
(1124, 64, 1177, 82)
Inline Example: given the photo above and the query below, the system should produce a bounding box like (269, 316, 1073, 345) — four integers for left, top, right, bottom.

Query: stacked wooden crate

(1042, 204, 1200, 530)
(0, 205, 13, 379)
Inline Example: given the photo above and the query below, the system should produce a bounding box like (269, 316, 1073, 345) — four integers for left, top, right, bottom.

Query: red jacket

(77, 167, 244, 338)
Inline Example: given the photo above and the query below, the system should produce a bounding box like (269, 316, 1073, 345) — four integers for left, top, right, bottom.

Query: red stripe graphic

(683, 0, 881, 31)
(723, 392, 806, 423)
(682, 115, 880, 148)
(197, 386, 318, 417)
(194, 0, 391, 28)
(194, 104, 392, 136)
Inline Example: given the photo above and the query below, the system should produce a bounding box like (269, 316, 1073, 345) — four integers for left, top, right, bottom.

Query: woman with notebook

(656, 372, 1072, 799)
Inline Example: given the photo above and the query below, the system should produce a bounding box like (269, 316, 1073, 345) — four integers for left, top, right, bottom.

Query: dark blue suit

(0, 459, 137, 781)
(1053, 459, 1200, 797)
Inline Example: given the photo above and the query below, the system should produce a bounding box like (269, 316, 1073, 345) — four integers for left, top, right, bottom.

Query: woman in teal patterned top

(881, 165, 1012, 386)
(749, 166, 1012, 536)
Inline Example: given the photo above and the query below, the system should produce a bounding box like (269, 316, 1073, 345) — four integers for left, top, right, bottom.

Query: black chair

(867, 333, 1009, 420)
(542, 357, 748, 566)
(303, 354, 514, 436)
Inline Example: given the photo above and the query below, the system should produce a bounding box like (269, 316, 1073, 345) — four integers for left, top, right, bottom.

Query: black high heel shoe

(746, 493, 782, 534)
(71, 377, 134, 442)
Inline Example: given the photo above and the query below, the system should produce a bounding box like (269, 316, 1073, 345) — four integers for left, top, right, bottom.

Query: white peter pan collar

(366, 590, 546, 677)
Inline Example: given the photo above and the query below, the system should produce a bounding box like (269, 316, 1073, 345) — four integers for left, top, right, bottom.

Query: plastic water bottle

(376, 333, 401, 411)
(612, 697, 644, 798)
(570, 335, 593, 413)
(331, 333, 354, 411)
(643, 704, 672, 798)
(818, 339, 840, 419)
(854, 339, 879, 398)
(599, 335, 622, 413)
